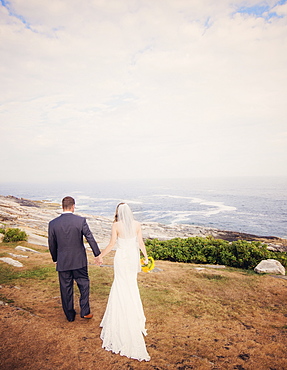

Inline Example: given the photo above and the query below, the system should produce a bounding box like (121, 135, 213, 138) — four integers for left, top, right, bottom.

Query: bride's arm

(97, 223, 118, 260)
(137, 222, 148, 263)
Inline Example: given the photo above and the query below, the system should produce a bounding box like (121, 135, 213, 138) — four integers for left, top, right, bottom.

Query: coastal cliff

(0, 195, 286, 251)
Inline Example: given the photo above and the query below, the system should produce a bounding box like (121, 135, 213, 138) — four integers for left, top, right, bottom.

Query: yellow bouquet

(141, 256, 155, 272)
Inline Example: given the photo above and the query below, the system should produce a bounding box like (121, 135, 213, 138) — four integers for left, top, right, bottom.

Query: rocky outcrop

(15, 246, 41, 254)
(0, 257, 23, 268)
(0, 195, 286, 251)
(0, 195, 112, 245)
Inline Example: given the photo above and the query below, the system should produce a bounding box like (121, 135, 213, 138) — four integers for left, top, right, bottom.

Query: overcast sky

(1, 0, 287, 183)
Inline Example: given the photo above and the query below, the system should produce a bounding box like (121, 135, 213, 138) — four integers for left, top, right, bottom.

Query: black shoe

(67, 312, 76, 322)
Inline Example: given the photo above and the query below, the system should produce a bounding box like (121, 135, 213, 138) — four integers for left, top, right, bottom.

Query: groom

(48, 196, 102, 322)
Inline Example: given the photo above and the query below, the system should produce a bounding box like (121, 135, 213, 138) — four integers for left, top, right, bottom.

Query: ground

(1, 241, 287, 370)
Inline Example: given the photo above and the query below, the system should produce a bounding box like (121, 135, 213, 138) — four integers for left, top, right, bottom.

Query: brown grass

(0, 241, 287, 370)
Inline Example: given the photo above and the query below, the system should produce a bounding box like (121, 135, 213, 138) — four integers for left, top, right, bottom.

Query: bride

(98, 203, 151, 361)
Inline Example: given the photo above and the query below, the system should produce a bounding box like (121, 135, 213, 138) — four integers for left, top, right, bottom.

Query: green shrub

(0, 228, 5, 234)
(2, 228, 28, 242)
(145, 237, 287, 270)
(224, 240, 271, 269)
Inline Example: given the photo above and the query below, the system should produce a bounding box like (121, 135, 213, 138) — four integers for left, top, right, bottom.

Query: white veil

(116, 203, 136, 238)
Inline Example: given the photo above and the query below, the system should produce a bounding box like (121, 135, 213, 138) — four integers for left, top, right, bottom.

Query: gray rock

(9, 253, 29, 258)
(267, 244, 286, 252)
(254, 259, 285, 275)
(151, 267, 163, 273)
(15, 246, 41, 254)
(204, 264, 226, 269)
(0, 257, 23, 267)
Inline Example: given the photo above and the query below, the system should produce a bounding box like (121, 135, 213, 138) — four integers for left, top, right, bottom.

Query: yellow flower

(140, 256, 155, 272)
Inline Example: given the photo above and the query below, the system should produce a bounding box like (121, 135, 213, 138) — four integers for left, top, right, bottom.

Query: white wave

(77, 196, 121, 202)
(73, 194, 143, 206)
(190, 197, 204, 203)
(170, 213, 192, 224)
(141, 202, 237, 224)
(152, 194, 236, 216)
(153, 194, 195, 200)
(196, 200, 236, 215)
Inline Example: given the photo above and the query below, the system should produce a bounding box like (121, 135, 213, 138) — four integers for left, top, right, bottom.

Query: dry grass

(0, 241, 287, 370)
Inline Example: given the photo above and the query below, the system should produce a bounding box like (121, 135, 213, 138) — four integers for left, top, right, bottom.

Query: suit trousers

(58, 266, 90, 321)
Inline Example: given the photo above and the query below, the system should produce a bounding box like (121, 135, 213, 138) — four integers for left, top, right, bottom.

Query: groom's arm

(82, 218, 101, 257)
(48, 221, 58, 262)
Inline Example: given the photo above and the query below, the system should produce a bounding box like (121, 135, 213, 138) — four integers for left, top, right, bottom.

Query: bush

(2, 228, 28, 242)
(145, 237, 287, 270)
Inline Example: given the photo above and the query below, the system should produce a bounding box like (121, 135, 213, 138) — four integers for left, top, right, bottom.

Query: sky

(1, 0, 287, 183)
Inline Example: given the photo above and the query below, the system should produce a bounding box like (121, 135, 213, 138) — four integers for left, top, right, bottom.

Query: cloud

(0, 0, 287, 182)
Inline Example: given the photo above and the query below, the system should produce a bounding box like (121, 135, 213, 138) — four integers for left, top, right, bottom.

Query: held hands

(95, 254, 103, 266)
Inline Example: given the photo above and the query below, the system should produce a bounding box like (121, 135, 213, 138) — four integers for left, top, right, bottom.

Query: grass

(0, 264, 55, 284)
(198, 272, 228, 280)
(0, 243, 287, 369)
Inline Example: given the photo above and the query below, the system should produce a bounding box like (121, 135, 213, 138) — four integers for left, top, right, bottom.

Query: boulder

(254, 259, 285, 275)
(0, 257, 23, 268)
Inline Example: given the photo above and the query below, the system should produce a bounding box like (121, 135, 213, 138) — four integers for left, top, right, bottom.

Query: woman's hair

(114, 202, 126, 222)
(114, 202, 136, 238)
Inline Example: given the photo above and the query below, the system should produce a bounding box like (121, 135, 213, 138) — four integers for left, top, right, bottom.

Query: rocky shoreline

(0, 195, 286, 251)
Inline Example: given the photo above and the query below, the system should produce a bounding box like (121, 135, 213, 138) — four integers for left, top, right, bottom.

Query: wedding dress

(100, 236, 150, 361)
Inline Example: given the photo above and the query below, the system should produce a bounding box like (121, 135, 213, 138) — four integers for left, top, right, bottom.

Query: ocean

(0, 177, 286, 238)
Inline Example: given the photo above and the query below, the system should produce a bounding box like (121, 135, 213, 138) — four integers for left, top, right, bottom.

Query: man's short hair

(62, 196, 75, 210)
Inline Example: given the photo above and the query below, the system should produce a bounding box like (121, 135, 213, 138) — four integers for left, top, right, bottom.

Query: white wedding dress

(100, 236, 150, 361)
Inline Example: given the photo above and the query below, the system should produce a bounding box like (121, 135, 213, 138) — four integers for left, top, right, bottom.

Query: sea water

(0, 177, 286, 238)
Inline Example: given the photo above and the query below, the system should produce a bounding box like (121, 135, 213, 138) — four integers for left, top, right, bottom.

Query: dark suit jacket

(48, 213, 100, 272)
